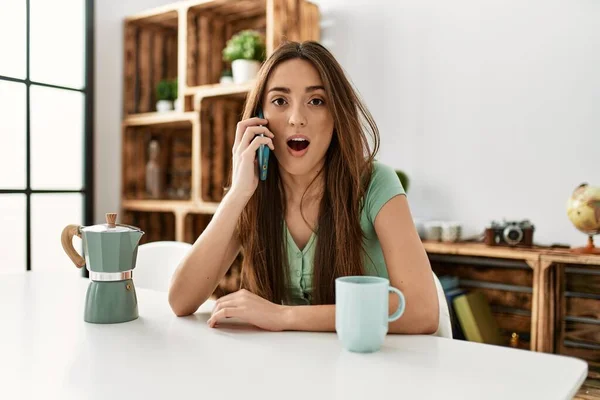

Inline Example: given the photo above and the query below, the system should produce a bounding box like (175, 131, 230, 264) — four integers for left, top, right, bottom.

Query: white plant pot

(156, 100, 173, 112)
(231, 59, 260, 84)
(174, 98, 183, 112)
(220, 75, 234, 85)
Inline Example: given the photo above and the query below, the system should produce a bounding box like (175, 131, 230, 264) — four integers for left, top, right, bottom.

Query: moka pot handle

(61, 225, 85, 268)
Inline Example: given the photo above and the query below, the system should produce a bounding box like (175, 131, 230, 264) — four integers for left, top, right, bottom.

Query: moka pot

(61, 213, 144, 324)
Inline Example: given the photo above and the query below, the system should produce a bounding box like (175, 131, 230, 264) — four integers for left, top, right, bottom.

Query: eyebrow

(267, 85, 325, 94)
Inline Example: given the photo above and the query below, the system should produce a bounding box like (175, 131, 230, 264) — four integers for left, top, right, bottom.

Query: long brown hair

(235, 41, 380, 305)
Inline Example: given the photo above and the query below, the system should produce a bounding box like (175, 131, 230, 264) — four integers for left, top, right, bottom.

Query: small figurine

(145, 140, 163, 198)
(509, 332, 520, 348)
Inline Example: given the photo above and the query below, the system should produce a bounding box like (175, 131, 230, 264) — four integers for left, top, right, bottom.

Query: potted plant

(156, 79, 174, 112)
(171, 78, 182, 112)
(220, 69, 233, 85)
(395, 170, 410, 192)
(222, 30, 266, 84)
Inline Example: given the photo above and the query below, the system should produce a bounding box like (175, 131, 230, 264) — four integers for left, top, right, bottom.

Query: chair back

(432, 272, 453, 339)
(135, 241, 192, 292)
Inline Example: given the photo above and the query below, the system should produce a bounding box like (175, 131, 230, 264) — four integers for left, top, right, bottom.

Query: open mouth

(287, 138, 310, 152)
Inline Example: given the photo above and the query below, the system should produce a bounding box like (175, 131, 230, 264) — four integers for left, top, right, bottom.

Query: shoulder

(364, 160, 406, 224)
(371, 161, 403, 187)
(366, 161, 406, 197)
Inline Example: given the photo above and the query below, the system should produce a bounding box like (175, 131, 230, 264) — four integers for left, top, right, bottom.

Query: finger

(233, 118, 269, 153)
(215, 288, 246, 303)
(207, 307, 244, 327)
(242, 137, 274, 159)
(236, 126, 275, 155)
(211, 300, 237, 316)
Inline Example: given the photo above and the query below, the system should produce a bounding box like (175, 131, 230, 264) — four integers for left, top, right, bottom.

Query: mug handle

(388, 286, 406, 322)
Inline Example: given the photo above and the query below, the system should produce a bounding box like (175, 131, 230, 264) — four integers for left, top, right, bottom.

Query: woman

(168, 41, 439, 334)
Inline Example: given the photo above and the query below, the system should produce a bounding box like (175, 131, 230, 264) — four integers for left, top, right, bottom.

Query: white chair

(134, 241, 192, 292)
(432, 272, 453, 339)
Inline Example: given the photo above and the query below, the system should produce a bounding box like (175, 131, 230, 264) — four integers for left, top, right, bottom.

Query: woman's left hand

(207, 289, 289, 331)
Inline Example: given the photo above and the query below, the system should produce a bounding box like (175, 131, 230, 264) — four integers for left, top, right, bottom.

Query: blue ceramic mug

(335, 276, 406, 353)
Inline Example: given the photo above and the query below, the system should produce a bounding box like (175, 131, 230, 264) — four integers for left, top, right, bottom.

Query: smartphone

(256, 107, 270, 181)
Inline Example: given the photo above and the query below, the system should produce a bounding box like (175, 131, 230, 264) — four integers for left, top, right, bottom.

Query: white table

(0, 270, 587, 400)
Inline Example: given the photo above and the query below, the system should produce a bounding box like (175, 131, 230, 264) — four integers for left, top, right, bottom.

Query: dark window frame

(0, 0, 94, 271)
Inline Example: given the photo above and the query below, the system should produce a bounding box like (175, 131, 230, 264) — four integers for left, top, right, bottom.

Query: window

(0, 0, 94, 272)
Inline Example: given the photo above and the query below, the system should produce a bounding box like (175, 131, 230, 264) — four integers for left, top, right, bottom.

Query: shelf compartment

(186, 0, 267, 88)
(198, 95, 244, 202)
(183, 211, 243, 299)
(430, 257, 535, 350)
(185, 0, 320, 89)
(122, 210, 176, 245)
(266, 0, 321, 54)
(124, 10, 179, 116)
(183, 212, 213, 244)
(556, 265, 600, 372)
(123, 125, 192, 201)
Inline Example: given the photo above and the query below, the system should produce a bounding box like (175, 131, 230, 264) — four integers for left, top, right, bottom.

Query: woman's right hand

(229, 117, 275, 201)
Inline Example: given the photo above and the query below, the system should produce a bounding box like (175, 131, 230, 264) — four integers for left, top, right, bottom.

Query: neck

(279, 160, 326, 206)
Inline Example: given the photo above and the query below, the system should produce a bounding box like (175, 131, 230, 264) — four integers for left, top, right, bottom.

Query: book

(438, 275, 459, 292)
(453, 291, 504, 346)
(445, 287, 468, 340)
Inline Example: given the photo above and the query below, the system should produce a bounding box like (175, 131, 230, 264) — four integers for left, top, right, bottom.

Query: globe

(566, 183, 600, 254)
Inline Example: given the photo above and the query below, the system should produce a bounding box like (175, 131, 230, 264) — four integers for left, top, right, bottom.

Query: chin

(277, 156, 322, 177)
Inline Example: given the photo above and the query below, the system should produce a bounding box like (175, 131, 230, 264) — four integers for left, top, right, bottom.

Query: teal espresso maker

(61, 213, 144, 324)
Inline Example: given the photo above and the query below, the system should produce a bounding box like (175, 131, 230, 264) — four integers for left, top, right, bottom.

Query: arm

(208, 289, 337, 332)
(169, 116, 275, 317)
(168, 191, 246, 316)
(375, 195, 439, 334)
(282, 305, 335, 331)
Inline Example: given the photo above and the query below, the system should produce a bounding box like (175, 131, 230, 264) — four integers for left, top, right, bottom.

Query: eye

(272, 97, 287, 106)
(309, 98, 325, 106)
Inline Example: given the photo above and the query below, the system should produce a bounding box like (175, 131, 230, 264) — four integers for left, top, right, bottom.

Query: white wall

(96, 0, 600, 247)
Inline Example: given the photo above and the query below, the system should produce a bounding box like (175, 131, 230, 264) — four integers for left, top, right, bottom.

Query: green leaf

(395, 170, 410, 192)
(222, 30, 266, 62)
(156, 78, 177, 101)
(156, 80, 172, 101)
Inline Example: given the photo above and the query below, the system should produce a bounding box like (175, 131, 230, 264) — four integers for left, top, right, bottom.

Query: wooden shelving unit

(423, 241, 542, 352)
(120, 0, 320, 243)
(423, 240, 600, 380)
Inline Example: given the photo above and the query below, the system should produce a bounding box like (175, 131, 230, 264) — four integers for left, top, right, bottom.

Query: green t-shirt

(284, 161, 406, 305)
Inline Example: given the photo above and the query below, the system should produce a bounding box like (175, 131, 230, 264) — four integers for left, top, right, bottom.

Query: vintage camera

(484, 219, 535, 247)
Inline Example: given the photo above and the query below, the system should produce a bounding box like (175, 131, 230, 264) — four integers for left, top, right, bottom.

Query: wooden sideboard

(423, 240, 600, 375)
(539, 250, 600, 376)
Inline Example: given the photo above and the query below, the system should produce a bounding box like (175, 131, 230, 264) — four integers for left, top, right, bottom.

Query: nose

(288, 106, 307, 127)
